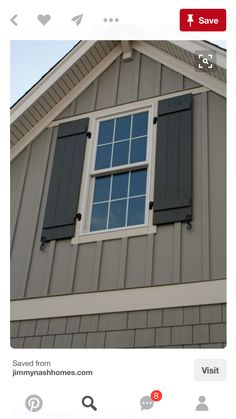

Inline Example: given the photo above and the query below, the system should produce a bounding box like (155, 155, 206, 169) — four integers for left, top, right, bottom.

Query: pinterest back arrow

(10, 14, 18, 26)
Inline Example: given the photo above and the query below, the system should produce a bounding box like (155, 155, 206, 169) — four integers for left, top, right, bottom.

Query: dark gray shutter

(41, 118, 89, 242)
(153, 94, 192, 225)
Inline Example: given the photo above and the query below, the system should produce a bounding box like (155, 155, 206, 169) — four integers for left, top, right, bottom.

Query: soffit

(10, 41, 119, 147)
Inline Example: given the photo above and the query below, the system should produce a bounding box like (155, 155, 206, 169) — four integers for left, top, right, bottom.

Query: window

(89, 110, 150, 233)
(41, 93, 193, 245)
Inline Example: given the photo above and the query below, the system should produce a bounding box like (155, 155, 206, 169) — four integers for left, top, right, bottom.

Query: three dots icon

(103, 18, 119, 23)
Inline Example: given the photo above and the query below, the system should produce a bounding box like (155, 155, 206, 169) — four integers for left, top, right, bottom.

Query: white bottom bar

(11, 279, 226, 321)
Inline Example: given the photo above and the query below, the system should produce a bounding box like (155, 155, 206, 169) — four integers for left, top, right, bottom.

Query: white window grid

(91, 171, 147, 231)
(95, 113, 148, 170)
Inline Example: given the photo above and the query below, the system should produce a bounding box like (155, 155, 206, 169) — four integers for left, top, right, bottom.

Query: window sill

(71, 225, 157, 244)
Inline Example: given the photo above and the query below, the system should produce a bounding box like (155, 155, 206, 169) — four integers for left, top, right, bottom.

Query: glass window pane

(111, 173, 129, 199)
(93, 176, 111, 203)
(132, 112, 148, 138)
(127, 197, 145, 226)
(130, 137, 147, 163)
(108, 199, 127, 229)
(114, 115, 131, 141)
(95, 144, 112, 170)
(112, 141, 129, 167)
(90, 203, 108, 231)
(98, 120, 114, 144)
(129, 169, 147, 196)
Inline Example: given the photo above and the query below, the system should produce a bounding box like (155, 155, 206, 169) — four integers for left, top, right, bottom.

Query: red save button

(180, 9, 226, 31)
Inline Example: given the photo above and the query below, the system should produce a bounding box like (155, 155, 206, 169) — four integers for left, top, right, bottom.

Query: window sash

(88, 110, 150, 233)
(90, 169, 148, 232)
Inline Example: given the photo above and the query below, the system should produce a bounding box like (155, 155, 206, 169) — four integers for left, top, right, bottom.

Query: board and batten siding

(10, 52, 226, 300)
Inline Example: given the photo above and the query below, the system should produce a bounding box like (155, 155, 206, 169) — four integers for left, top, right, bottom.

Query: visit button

(195, 359, 227, 381)
(180, 9, 226, 31)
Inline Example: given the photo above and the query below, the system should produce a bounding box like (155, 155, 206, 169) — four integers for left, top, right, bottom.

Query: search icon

(82, 395, 97, 411)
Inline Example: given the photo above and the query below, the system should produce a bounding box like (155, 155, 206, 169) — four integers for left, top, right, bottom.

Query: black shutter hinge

(75, 213, 82, 221)
(153, 117, 158, 125)
(40, 236, 47, 251)
(87, 131, 92, 138)
(185, 214, 192, 231)
(149, 201, 154, 210)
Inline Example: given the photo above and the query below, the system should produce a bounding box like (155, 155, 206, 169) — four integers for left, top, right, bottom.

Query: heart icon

(37, 14, 51, 25)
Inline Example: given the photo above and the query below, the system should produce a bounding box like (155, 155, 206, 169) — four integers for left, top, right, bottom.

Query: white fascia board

(11, 279, 226, 321)
(10, 44, 123, 161)
(10, 41, 97, 124)
(133, 41, 226, 97)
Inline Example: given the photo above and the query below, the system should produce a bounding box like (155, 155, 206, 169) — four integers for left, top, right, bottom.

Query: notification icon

(151, 389, 163, 402)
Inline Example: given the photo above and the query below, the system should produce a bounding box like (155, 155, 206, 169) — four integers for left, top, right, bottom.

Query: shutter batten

(153, 94, 192, 225)
(41, 118, 89, 242)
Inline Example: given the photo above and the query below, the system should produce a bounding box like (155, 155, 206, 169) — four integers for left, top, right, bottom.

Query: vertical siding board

(138, 54, 161, 99)
(208, 92, 226, 280)
(56, 101, 77, 120)
(48, 241, 77, 295)
(11, 129, 53, 299)
(125, 236, 147, 288)
(93, 241, 103, 291)
(173, 222, 181, 283)
(99, 239, 122, 290)
(24, 129, 57, 298)
(89, 79, 99, 111)
(116, 51, 141, 105)
(152, 225, 175, 285)
(201, 93, 210, 281)
(145, 234, 154, 286)
(184, 77, 199, 89)
(73, 243, 99, 292)
(95, 57, 120, 110)
(74, 80, 98, 115)
(11, 146, 31, 249)
(161, 65, 184, 95)
(181, 94, 203, 283)
(44, 241, 56, 294)
(118, 237, 128, 288)
(56, 79, 99, 120)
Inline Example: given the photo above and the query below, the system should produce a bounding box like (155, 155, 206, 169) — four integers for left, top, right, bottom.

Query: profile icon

(196, 395, 208, 411)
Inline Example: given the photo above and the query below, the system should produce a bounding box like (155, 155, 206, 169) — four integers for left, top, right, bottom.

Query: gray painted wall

(11, 303, 226, 348)
(11, 52, 226, 300)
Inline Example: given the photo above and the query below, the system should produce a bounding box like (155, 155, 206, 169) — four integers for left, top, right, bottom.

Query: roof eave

(10, 40, 97, 124)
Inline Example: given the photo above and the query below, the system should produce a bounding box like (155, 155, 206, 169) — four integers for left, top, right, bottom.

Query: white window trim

(72, 101, 158, 244)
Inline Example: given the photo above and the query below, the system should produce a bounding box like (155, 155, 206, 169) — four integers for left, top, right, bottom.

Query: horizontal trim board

(48, 86, 209, 128)
(11, 279, 226, 321)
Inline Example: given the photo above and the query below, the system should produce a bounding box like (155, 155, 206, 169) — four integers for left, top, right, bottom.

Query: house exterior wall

(11, 303, 226, 348)
(10, 51, 226, 348)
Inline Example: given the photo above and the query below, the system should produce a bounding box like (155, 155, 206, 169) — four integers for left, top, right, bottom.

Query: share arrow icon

(10, 14, 18, 26)
(71, 14, 83, 26)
